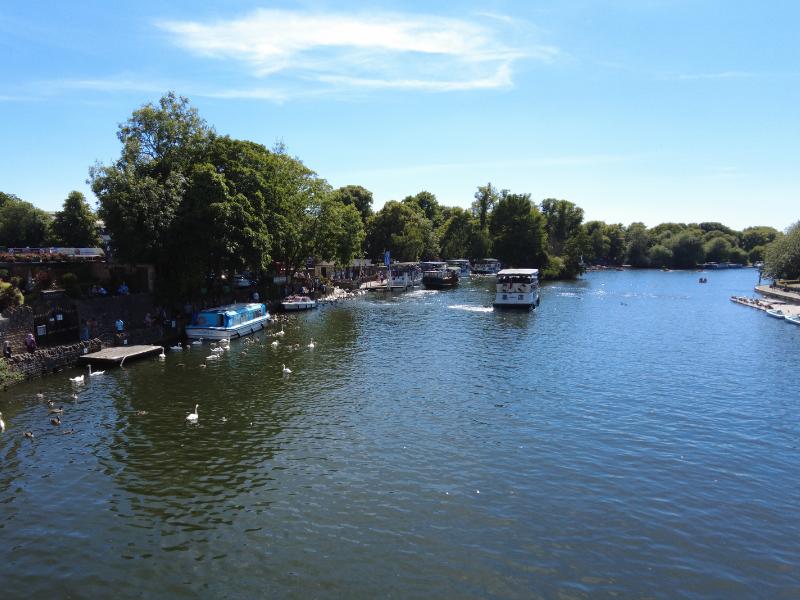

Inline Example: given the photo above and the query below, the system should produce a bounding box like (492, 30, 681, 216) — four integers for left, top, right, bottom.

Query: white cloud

(157, 9, 555, 95)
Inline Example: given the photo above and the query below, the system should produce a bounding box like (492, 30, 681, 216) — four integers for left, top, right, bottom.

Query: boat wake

(448, 304, 494, 313)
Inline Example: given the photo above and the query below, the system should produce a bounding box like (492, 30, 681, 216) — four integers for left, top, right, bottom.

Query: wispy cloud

(156, 9, 556, 95)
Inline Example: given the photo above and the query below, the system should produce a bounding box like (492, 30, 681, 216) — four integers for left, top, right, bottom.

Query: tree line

(2, 92, 799, 298)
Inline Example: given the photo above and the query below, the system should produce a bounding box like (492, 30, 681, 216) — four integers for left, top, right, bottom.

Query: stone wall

(0, 305, 34, 353)
(3, 339, 102, 380)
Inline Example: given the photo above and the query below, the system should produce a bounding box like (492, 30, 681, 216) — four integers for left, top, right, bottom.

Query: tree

(0, 191, 23, 209)
(669, 231, 705, 268)
(331, 185, 373, 225)
(625, 222, 650, 267)
(649, 244, 673, 267)
(403, 191, 443, 228)
(703, 237, 732, 263)
(315, 197, 365, 266)
(91, 92, 211, 264)
(0, 197, 52, 247)
(764, 222, 800, 279)
(51, 191, 101, 247)
(365, 201, 434, 262)
(540, 198, 584, 256)
(489, 193, 548, 268)
(0, 280, 23, 311)
(439, 208, 480, 260)
(472, 183, 499, 231)
(741, 226, 779, 251)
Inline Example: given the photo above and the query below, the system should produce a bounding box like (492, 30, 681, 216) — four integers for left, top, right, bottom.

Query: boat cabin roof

(446, 259, 470, 264)
(475, 258, 499, 263)
(497, 268, 539, 276)
(200, 302, 265, 315)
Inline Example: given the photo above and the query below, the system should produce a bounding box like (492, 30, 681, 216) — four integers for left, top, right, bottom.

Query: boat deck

(79, 345, 163, 366)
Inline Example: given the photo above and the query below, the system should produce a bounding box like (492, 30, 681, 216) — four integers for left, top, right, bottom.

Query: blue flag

(384, 250, 390, 266)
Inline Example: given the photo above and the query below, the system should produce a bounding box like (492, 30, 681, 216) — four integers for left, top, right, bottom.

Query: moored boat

(472, 258, 501, 276)
(766, 308, 786, 320)
(446, 259, 471, 278)
(281, 295, 317, 311)
(422, 263, 459, 289)
(493, 269, 540, 309)
(785, 314, 800, 326)
(186, 303, 270, 340)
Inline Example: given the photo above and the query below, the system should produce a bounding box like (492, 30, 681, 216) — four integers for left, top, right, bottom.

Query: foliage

(763, 221, 800, 279)
(331, 185, 373, 225)
(366, 201, 435, 262)
(648, 244, 673, 268)
(740, 226, 779, 251)
(0, 358, 23, 387)
(625, 222, 651, 266)
(52, 191, 101, 247)
(540, 198, 584, 257)
(703, 237, 732, 263)
(472, 183, 499, 231)
(0, 280, 24, 311)
(489, 193, 548, 268)
(669, 231, 705, 268)
(403, 191, 443, 228)
(0, 195, 53, 247)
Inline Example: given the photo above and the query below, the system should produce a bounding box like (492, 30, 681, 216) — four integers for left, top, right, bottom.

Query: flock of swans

(1, 319, 315, 436)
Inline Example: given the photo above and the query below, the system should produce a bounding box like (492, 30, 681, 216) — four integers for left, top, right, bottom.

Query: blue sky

(1, 1, 798, 230)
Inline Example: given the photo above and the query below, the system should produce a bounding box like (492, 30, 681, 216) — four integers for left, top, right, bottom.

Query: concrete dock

(79, 345, 163, 366)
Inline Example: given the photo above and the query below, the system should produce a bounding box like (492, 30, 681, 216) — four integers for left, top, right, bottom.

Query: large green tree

(366, 201, 435, 262)
(669, 230, 705, 268)
(489, 193, 548, 268)
(0, 196, 52, 247)
(438, 207, 480, 260)
(472, 183, 500, 231)
(52, 191, 101, 247)
(625, 222, 651, 267)
(331, 185, 373, 225)
(764, 222, 800, 279)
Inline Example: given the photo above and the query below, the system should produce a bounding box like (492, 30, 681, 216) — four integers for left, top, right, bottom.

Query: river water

(1, 269, 798, 599)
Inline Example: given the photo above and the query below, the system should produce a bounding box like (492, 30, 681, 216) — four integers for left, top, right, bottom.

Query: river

(1, 269, 798, 599)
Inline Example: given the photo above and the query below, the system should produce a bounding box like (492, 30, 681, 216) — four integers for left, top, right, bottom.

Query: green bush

(0, 280, 23, 312)
(0, 359, 23, 387)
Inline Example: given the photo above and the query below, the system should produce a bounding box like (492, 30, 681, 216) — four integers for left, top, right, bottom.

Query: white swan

(211, 346, 224, 353)
(169, 344, 183, 351)
(186, 404, 199, 423)
(158, 348, 166, 360)
(70, 374, 85, 384)
(282, 363, 291, 375)
(271, 340, 279, 348)
(191, 338, 203, 345)
(206, 354, 220, 360)
(307, 338, 315, 349)
(275, 327, 285, 337)
(0, 412, 5, 432)
(88, 364, 105, 377)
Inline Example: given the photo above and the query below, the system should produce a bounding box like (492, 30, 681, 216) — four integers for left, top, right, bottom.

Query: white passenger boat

(446, 259, 471, 278)
(281, 295, 317, 311)
(472, 258, 501, 276)
(186, 303, 270, 340)
(388, 262, 422, 291)
(493, 269, 540, 309)
(785, 314, 800, 326)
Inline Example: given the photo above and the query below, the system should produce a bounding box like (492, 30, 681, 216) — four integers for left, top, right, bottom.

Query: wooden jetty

(79, 345, 163, 366)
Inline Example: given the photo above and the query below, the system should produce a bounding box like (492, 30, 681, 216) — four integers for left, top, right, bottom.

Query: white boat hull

(186, 315, 270, 340)
(494, 291, 539, 309)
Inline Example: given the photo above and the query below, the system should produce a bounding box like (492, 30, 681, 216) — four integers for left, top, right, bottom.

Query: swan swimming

(275, 328, 285, 337)
(206, 354, 220, 360)
(88, 364, 105, 377)
(307, 339, 315, 349)
(0, 412, 5, 432)
(271, 340, 279, 348)
(282, 363, 292, 375)
(186, 404, 199, 423)
(169, 345, 183, 351)
(70, 374, 85, 384)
